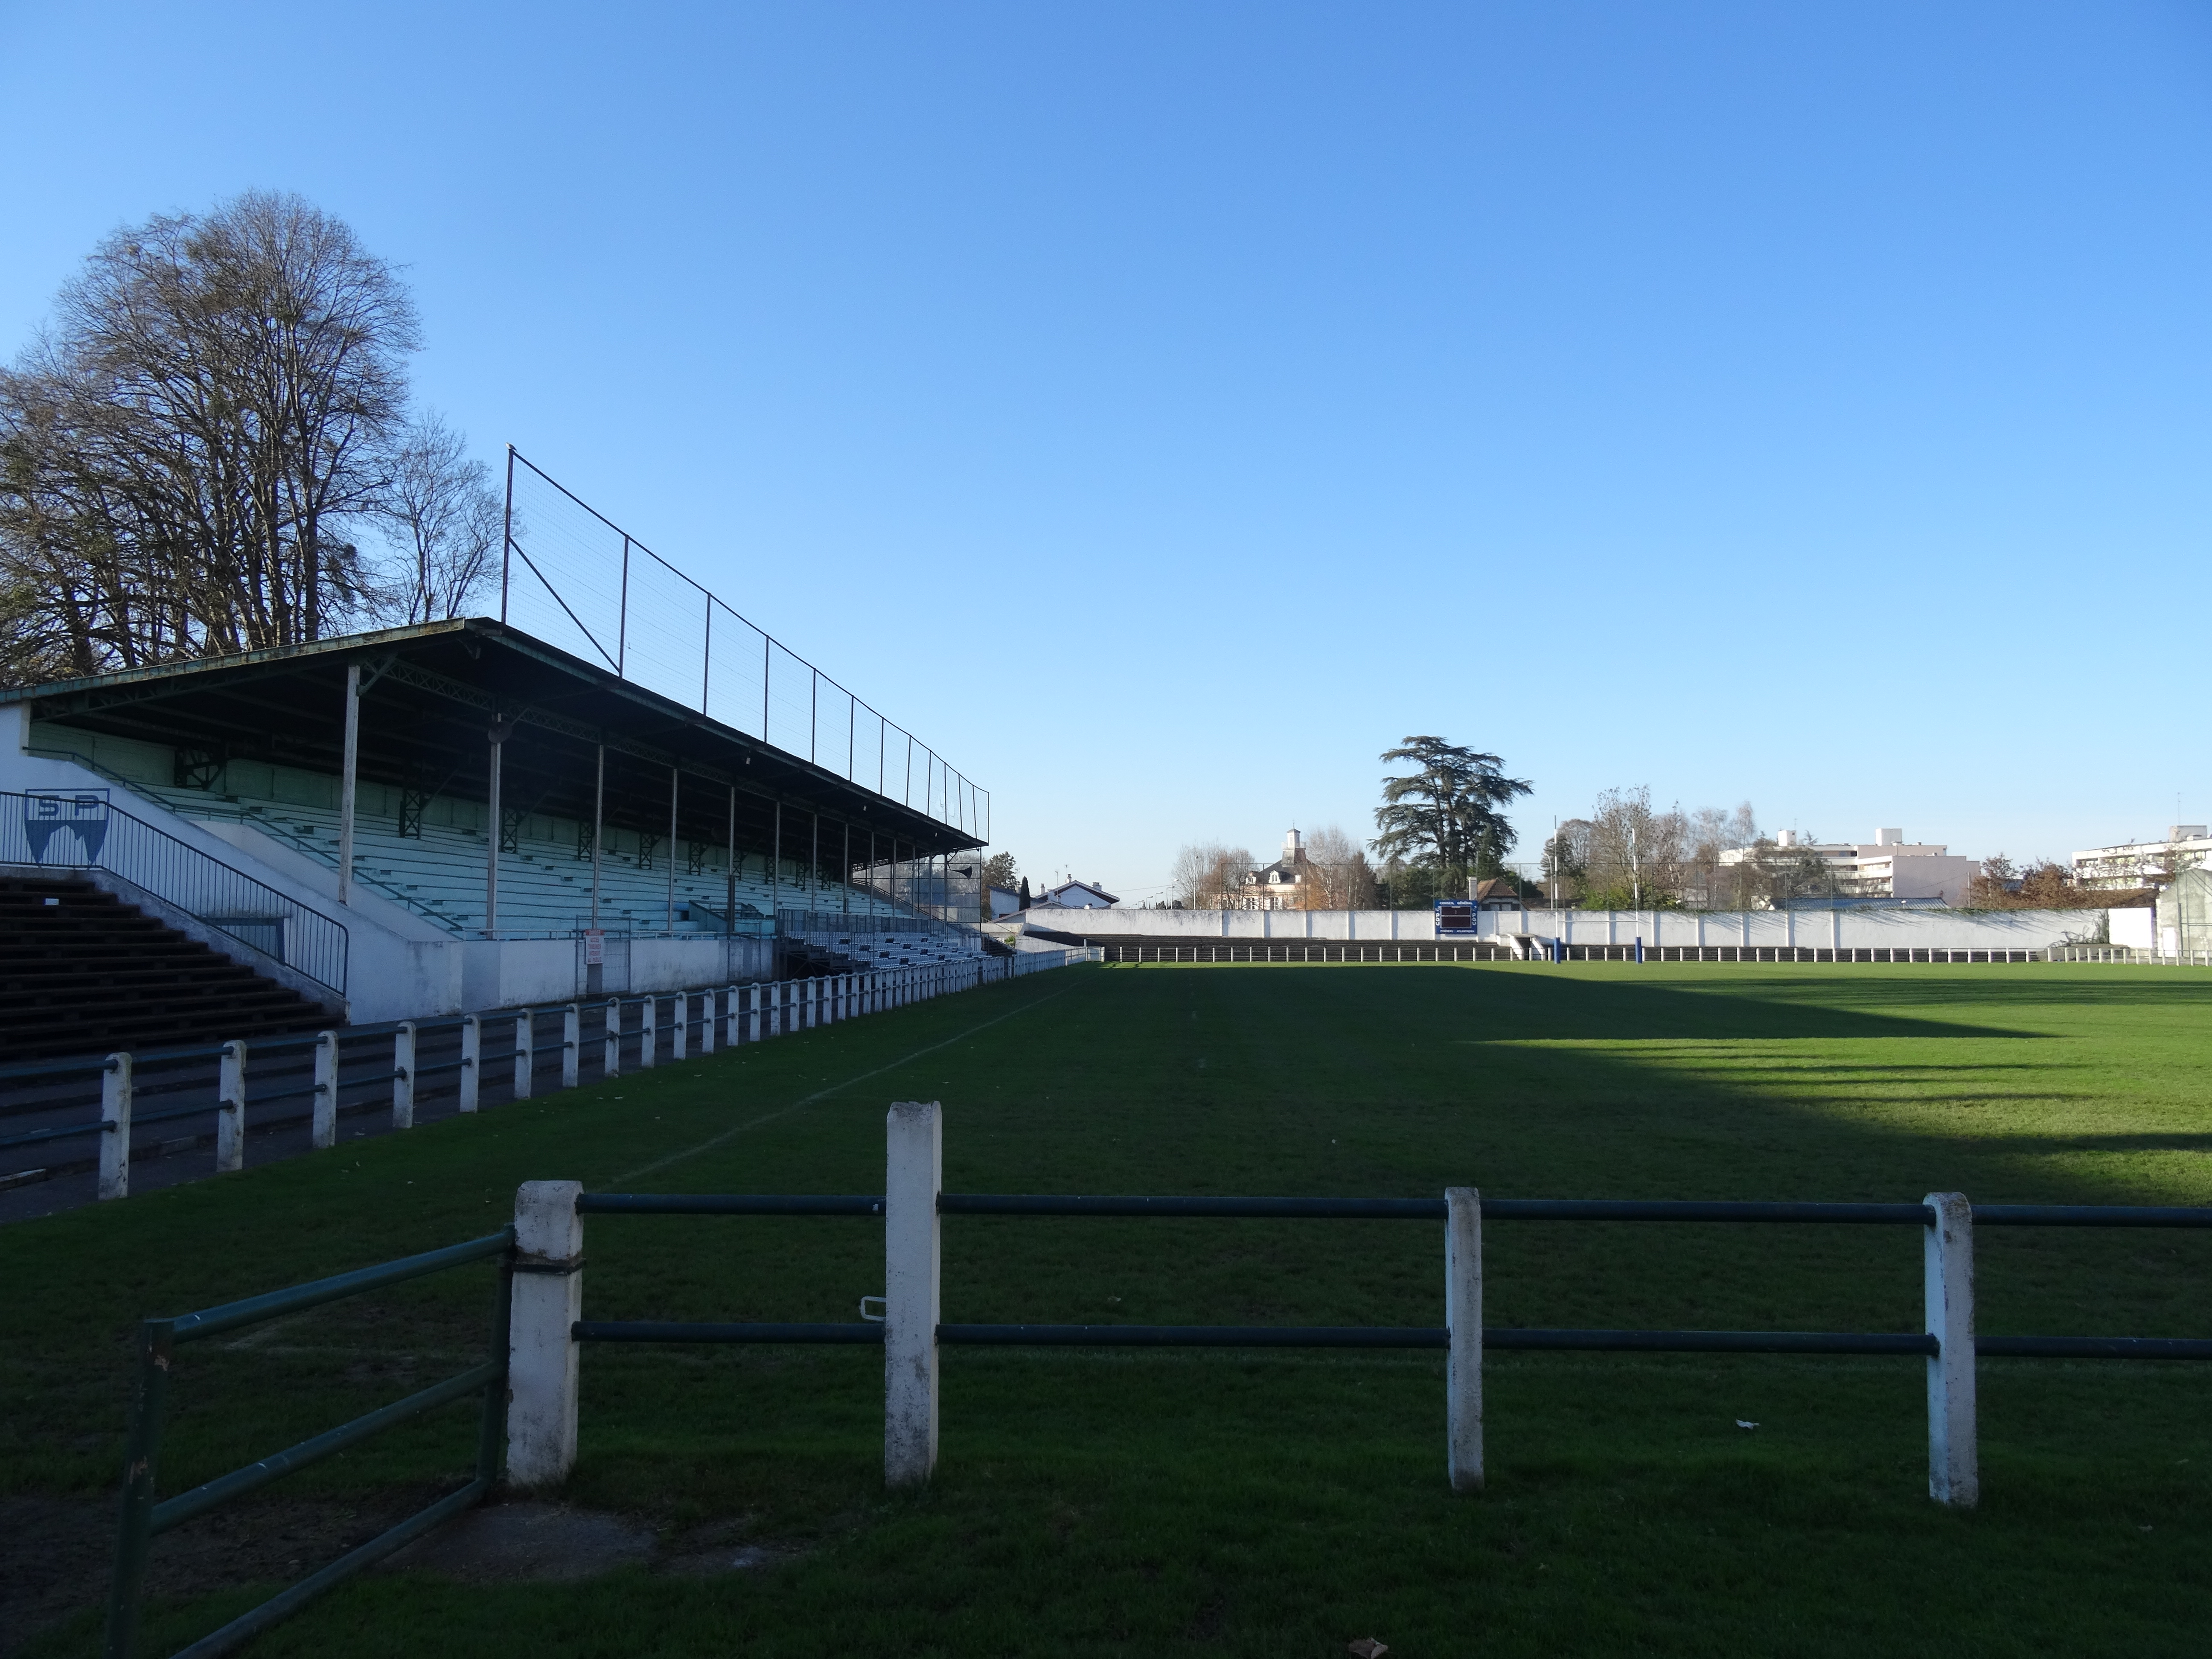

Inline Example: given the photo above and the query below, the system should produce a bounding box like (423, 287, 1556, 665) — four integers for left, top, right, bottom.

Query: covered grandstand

(0, 616, 989, 1026)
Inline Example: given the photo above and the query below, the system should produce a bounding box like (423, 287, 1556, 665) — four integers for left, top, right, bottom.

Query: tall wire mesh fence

(499, 450, 986, 841)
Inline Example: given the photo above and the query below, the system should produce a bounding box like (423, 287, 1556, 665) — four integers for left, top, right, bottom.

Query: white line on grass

(611, 985, 1073, 1185)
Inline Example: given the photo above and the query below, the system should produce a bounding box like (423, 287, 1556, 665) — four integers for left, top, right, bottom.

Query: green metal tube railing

(104, 1228, 515, 1659)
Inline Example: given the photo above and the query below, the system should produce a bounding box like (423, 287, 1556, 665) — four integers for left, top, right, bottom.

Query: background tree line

(0, 191, 501, 686)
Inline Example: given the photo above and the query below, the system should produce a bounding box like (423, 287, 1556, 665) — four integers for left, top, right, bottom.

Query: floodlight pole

(499, 445, 514, 625)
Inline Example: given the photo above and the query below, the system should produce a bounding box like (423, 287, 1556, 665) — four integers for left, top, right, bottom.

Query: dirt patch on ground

(1, 1487, 442, 1654)
(378, 1502, 656, 1582)
(2, 1491, 797, 1651)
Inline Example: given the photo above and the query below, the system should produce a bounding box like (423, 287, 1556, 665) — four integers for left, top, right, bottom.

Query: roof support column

(843, 821, 850, 915)
(484, 714, 514, 936)
(725, 786, 737, 936)
(337, 663, 360, 906)
(590, 744, 604, 928)
(666, 766, 678, 935)
(811, 812, 819, 910)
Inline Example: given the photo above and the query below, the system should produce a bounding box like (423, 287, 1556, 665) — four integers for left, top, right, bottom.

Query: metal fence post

(603, 999, 622, 1080)
(885, 1100, 942, 1487)
(103, 1317, 174, 1659)
(99, 1054, 132, 1201)
(640, 995, 658, 1068)
(562, 1005, 580, 1089)
(512, 1010, 533, 1101)
(1446, 1186, 1483, 1491)
(216, 1040, 247, 1172)
(458, 1016, 481, 1113)
(506, 1180, 584, 1488)
(477, 1244, 516, 1487)
(1925, 1191, 1978, 1506)
(393, 1022, 416, 1130)
(673, 992, 689, 1062)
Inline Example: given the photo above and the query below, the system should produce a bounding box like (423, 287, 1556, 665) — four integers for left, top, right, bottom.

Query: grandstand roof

(1, 618, 984, 859)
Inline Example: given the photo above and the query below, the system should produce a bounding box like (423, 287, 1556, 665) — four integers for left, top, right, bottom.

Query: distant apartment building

(2072, 827, 2211, 891)
(1717, 828, 1981, 907)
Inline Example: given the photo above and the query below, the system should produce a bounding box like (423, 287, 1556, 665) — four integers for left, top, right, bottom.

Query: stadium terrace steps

(122, 781, 914, 938)
(0, 875, 332, 1062)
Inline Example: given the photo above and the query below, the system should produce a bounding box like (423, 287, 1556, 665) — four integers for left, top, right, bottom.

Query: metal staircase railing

(5, 789, 348, 996)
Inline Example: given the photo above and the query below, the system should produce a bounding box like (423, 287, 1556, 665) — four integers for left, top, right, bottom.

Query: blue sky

(4, 2, 2209, 899)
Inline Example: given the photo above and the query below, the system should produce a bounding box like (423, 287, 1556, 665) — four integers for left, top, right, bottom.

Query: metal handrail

(4, 787, 347, 995)
(106, 1229, 514, 1658)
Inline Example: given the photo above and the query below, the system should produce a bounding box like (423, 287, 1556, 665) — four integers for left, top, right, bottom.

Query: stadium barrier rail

(515, 1109, 2212, 1511)
(103, 1229, 515, 1659)
(2, 948, 1103, 1199)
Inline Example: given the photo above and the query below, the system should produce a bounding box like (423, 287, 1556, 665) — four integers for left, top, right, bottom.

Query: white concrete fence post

(99, 1053, 132, 1201)
(512, 1009, 533, 1100)
(215, 1039, 247, 1172)
(1446, 1186, 1483, 1492)
(640, 995, 658, 1068)
(1924, 1190, 1978, 1507)
(507, 1179, 585, 1489)
(725, 985, 742, 1049)
(392, 1022, 416, 1129)
(884, 1099, 943, 1488)
(672, 992, 689, 1063)
(312, 1031, 339, 1145)
(458, 1015, 481, 1113)
(562, 1005, 581, 1089)
(749, 984, 763, 1044)
(602, 1000, 621, 1080)
(700, 990, 716, 1055)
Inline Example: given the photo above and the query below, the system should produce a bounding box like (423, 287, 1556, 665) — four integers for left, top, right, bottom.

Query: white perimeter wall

(1025, 905, 2112, 952)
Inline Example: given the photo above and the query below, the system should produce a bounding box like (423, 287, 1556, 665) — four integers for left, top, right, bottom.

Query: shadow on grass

(1429, 968, 2035, 1042)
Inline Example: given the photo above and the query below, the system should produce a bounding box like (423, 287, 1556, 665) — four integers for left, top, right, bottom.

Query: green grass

(9, 961, 2212, 1656)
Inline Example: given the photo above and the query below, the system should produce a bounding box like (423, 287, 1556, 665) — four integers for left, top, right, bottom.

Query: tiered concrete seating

(798, 928, 983, 970)
(130, 781, 914, 939)
(0, 875, 329, 1060)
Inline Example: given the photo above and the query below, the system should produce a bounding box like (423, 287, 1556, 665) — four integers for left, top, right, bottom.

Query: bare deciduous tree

(0, 191, 468, 683)
(1170, 841, 1256, 909)
(375, 412, 502, 624)
(1298, 824, 1379, 909)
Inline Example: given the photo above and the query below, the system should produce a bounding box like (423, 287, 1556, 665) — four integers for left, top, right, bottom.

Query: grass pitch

(9, 961, 2212, 1656)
